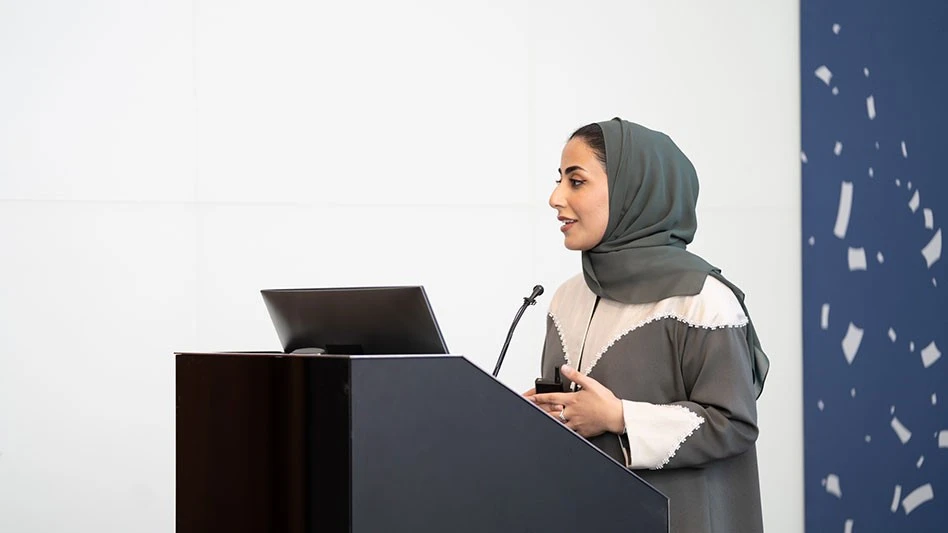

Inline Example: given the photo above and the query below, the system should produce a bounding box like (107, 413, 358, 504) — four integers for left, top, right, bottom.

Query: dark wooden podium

(176, 352, 668, 532)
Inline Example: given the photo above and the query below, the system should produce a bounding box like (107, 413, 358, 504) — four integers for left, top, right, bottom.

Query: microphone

(525, 285, 544, 304)
(492, 285, 544, 378)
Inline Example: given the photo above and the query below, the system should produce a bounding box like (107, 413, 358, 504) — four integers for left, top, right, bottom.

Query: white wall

(0, 1, 801, 531)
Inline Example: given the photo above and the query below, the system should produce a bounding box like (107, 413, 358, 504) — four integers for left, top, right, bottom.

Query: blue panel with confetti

(802, 1, 947, 532)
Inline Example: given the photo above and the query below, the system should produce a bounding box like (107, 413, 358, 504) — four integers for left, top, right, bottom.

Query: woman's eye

(554, 178, 584, 187)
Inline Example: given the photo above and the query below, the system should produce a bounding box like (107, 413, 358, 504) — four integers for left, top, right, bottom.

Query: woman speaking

(526, 118, 770, 533)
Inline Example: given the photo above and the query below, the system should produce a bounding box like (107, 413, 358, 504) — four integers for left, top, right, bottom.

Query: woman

(526, 118, 770, 533)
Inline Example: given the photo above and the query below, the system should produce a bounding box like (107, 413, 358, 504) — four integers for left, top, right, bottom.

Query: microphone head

(524, 284, 544, 305)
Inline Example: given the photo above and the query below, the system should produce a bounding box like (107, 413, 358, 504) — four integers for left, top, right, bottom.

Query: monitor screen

(260, 286, 449, 355)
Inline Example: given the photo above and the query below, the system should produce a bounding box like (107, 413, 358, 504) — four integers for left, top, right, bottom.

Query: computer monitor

(260, 286, 449, 355)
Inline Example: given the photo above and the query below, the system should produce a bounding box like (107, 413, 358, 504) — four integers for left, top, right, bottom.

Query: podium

(176, 352, 668, 532)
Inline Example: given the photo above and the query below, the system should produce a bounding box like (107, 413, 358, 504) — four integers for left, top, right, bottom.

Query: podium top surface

(175, 351, 462, 359)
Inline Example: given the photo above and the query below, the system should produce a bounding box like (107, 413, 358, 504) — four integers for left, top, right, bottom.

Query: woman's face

(549, 138, 610, 251)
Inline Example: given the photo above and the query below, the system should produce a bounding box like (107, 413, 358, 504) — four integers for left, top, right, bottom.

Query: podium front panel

(348, 355, 667, 533)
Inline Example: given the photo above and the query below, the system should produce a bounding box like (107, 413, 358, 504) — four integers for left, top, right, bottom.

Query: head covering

(580, 117, 769, 397)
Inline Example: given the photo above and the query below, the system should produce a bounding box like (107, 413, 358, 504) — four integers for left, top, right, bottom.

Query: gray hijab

(581, 118, 769, 397)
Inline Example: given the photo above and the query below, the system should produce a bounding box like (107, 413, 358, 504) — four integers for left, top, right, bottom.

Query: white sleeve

(617, 400, 705, 470)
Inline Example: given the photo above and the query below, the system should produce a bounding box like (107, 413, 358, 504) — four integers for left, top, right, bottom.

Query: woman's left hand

(531, 365, 625, 438)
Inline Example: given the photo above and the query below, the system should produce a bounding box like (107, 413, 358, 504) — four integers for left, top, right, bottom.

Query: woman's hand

(523, 387, 564, 416)
(531, 365, 625, 438)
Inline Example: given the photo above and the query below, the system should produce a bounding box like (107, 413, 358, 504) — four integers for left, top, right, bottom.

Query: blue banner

(802, 2, 947, 532)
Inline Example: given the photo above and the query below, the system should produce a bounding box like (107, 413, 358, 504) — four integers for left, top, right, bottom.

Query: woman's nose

(549, 183, 565, 209)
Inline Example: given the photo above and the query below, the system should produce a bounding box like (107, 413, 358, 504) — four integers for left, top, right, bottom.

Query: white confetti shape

(917, 456, 925, 468)
(864, 67, 870, 77)
(901, 141, 908, 158)
(834, 182, 854, 238)
(891, 417, 912, 444)
(801, 151, 808, 163)
(842, 323, 864, 364)
(848, 247, 868, 271)
(833, 23, 841, 34)
(891, 485, 902, 512)
(922, 229, 941, 268)
(844, 519, 854, 533)
(865, 435, 872, 443)
(818, 399, 825, 411)
(821, 304, 830, 330)
(869, 167, 874, 177)
(875, 141, 880, 149)
(923, 208, 934, 229)
(938, 430, 948, 447)
(815, 65, 833, 85)
(824, 474, 842, 498)
(832, 87, 839, 95)
(888, 328, 897, 342)
(850, 388, 856, 398)
(933, 394, 938, 405)
(902, 484, 933, 515)
(909, 190, 920, 213)
(896, 179, 902, 187)
(877, 252, 885, 263)
(866, 95, 876, 119)
(921, 341, 941, 368)
(908, 181, 913, 189)
(809, 236, 816, 246)
(891, 405, 896, 415)
(834, 141, 843, 156)
(910, 341, 915, 352)
(934, 278, 938, 287)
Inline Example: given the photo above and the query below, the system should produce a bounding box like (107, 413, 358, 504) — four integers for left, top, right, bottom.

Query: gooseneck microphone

(492, 285, 544, 378)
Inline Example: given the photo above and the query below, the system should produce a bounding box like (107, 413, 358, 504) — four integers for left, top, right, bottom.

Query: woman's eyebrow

(557, 165, 586, 176)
